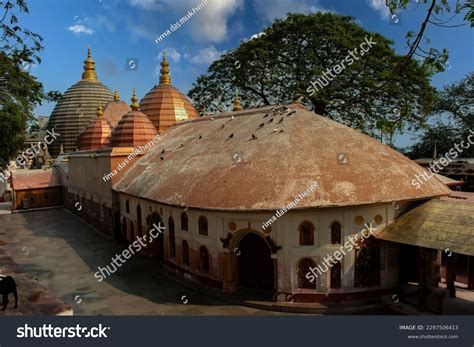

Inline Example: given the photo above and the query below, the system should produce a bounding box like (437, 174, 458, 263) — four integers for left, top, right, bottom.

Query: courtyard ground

(0, 208, 280, 315)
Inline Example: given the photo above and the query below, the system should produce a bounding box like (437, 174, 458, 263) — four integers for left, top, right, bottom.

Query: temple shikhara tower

(47, 48, 114, 156)
(140, 52, 199, 133)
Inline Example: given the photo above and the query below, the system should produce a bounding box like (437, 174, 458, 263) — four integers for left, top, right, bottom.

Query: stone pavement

(0, 208, 282, 315)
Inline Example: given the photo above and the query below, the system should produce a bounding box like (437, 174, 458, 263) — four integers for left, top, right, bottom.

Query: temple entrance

(148, 212, 164, 263)
(238, 233, 274, 291)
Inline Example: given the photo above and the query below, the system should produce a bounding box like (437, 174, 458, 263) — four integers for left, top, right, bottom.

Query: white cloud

(240, 31, 266, 42)
(252, 0, 331, 23)
(161, 48, 181, 63)
(368, 0, 390, 18)
(167, 0, 243, 43)
(67, 25, 94, 36)
(188, 45, 222, 64)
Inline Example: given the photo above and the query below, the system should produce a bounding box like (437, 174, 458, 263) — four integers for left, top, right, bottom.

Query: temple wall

(117, 191, 400, 300)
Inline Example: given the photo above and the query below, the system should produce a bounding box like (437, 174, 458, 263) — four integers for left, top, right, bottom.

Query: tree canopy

(188, 12, 436, 143)
(408, 73, 473, 159)
(0, 0, 60, 169)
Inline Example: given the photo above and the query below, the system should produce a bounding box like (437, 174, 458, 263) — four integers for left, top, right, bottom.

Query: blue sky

(22, 0, 473, 147)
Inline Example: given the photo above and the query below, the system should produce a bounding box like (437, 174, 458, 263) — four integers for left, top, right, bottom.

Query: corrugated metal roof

(376, 199, 474, 256)
(114, 104, 451, 211)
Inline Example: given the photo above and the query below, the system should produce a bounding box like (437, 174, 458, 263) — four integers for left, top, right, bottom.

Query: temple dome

(114, 104, 451, 210)
(103, 91, 132, 127)
(139, 53, 199, 133)
(47, 48, 113, 156)
(110, 90, 158, 148)
(77, 99, 113, 151)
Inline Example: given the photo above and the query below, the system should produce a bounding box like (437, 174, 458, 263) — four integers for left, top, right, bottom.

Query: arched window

(122, 217, 127, 238)
(125, 200, 130, 213)
(182, 240, 189, 266)
(354, 237, 380, 288)
(137, 204, 142, 237)
(297, 258, 316, 289)
(200, 246, 210, 273)
(198, 216, 208, 236)
(181, 212, 188, 231)
(330, 261, 342, 289)
(330, 221, 342, 244)
(169, 216, 176, 259)
(299, 221, 314, 246)
(129, 221, 135, 241)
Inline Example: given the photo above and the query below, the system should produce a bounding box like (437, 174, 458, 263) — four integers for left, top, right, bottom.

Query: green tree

(435, 72, 473, 130)
(408, 73, 474, 159)
(0, 0, 60, 169)
(386, 0, 472, 74)
(188, 13, 436, 144)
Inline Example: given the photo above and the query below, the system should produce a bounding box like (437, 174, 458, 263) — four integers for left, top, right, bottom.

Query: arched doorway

(149, 212, 164, 263)
(238, 233, 274, 291)
(137, 204, 142, 237)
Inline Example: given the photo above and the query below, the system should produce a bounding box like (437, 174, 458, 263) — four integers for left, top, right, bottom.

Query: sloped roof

(434, 173, 464, 187)
(376, 199, 474, 256)
(114, 104, 451, 211)
(11, 169, 61, 190)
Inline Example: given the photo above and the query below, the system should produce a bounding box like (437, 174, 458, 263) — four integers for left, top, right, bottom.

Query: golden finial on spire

(233, 93, 242, 111)
(114, 90, 120, 101)
(82, 47, 98, 81)
(159, 51, 171, 85)
(96, 98, 103, 117)
(131, 89, 139, 111)
(60, 144, 64, 154)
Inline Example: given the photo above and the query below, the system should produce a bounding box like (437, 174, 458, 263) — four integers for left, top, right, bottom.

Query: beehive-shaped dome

(139, 53, 199, 133)
(110, 90, 158, 148)
(115, 104, 451, 210)
(47, 48, 113, 156)
(103, 91, 132, 127)
(77, 99, 113, 151)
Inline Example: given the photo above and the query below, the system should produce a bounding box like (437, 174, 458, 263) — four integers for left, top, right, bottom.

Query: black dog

(0, 275, 18, 311)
